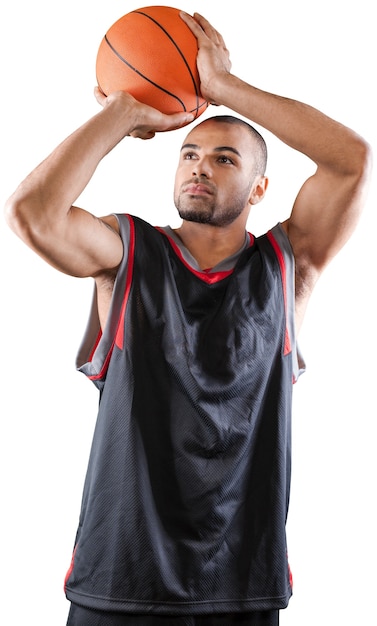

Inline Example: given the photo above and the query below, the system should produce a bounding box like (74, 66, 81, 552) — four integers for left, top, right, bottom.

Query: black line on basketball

(191, 99, 208, 115)
(103, 34, 187, 110)
(134, 10, 201, 109)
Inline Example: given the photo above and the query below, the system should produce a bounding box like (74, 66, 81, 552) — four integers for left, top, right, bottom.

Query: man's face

(174, 121, 261, 228)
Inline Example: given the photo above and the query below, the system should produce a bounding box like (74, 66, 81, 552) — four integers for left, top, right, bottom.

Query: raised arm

(181, 12, 372, 324)
(4, 90, 194, 278)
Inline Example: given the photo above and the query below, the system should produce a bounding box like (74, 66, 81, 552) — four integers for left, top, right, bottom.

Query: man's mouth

(182, 183, 213, 196)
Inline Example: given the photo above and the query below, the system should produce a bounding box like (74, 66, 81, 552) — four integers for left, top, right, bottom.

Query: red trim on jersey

(115, 215, 136, 350)
(64, 545, 77, 592)
(267, 230, 291, 355)
(88, 215, 136, 381)
(288, 561, 294, 589)
(155, 227, 254, 284)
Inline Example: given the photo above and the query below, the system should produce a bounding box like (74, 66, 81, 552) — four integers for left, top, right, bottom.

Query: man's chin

(177, 208, 213, 225)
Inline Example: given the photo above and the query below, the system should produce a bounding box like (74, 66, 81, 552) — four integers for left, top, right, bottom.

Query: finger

(130, 130, 156, 140)
(192, 13, 225, 45)
(179, 11, 207, 39)
(158, 111, 195, 132)
(94, 86, 107, 107)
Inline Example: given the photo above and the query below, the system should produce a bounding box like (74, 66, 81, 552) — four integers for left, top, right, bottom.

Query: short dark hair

(197, 114, 268, 177)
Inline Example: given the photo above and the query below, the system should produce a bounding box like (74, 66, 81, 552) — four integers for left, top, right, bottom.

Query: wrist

(203, 72, 238, 107)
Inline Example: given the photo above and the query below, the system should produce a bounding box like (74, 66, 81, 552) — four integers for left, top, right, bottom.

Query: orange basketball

(96, 6, 208, 123)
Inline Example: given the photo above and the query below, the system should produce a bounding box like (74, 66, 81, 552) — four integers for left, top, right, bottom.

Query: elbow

(4, 192, 25, 236)
(4, 189, 42, 245)
(5, 193, 28, 239)
(341, 135, 373, 205)
(354, 135, 373, 184)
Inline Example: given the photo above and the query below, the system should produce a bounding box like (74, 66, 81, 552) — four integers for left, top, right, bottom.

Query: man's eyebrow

(180, 143, 200, 151)
(214, 146, 242, 158)
(180, 143, 242, 158)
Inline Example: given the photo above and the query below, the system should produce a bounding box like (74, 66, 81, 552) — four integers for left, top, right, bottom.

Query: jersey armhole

(75, 214, 133, 385)
(268, 223, 306, 382)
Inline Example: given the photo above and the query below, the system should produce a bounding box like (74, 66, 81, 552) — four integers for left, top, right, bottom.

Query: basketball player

(4, 11, 371, 626)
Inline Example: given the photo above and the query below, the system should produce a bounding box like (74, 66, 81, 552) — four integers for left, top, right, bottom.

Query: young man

(5, 11, 371, 626)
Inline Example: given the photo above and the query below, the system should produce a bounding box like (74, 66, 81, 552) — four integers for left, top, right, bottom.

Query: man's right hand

(94, 88, 195, 139)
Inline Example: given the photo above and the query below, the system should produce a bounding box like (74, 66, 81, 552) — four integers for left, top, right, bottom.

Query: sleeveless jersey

(64, 214, 303, 615)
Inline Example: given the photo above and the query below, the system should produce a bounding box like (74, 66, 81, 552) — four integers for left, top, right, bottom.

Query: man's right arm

(4, 90, 194, 278)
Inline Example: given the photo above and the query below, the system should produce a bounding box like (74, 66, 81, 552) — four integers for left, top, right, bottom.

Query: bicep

(283, 162, 371, 332)
(20, 205, 123, 278)
(286, 165, 369, 276)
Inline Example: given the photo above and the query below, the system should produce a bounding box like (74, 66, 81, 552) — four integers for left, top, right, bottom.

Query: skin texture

(4, 11, 372, 334)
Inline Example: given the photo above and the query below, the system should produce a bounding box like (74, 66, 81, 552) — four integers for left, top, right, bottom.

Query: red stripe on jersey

(115, 214, 136, 350)
(64, 545, 77, 592)
(267, 230, 291, 355)
(288, 561, 294, 589)
(156, 227, 254, 284)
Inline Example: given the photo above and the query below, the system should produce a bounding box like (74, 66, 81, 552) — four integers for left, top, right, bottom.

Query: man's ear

(249, 176, 269, 205)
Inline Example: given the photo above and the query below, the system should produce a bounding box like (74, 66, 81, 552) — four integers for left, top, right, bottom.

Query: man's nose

(191, 158, 211, 178)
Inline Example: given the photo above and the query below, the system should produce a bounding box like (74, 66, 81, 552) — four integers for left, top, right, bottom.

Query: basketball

(96, 6, 208, 123)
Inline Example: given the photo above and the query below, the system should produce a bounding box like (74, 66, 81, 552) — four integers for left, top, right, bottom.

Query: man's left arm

(181, 11, 373, 326)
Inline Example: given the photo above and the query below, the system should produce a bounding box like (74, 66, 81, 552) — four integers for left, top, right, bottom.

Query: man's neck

(173, 221, 248, 270)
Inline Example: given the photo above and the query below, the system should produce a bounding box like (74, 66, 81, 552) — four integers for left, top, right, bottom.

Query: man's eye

(218, 156, 234, 164)
(183, 152, 197, 160)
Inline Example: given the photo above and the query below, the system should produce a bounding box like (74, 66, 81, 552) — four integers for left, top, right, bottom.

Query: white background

(1, 1, 376, 624)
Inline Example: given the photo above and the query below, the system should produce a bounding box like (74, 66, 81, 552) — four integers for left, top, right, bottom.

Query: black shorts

(66, 604, 279, 626)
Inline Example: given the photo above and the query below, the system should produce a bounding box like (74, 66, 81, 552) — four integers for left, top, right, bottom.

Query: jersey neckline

(156, 226, 254, 284)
